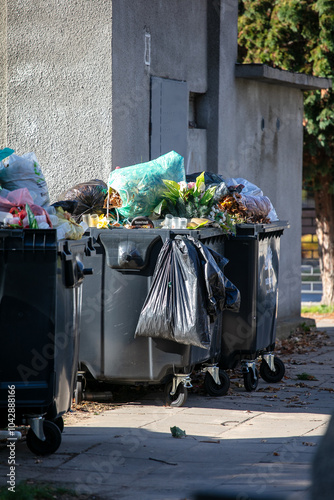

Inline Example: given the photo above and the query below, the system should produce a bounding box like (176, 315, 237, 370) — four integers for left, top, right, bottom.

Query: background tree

(238, 0, 334, 305)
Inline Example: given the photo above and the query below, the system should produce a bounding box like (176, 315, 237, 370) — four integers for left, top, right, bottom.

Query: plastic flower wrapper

(154, 172, 217, 219)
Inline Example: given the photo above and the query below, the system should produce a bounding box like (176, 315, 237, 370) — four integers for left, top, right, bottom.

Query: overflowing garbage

(0, 148, 278, 239)
(0, 146, 288, 419)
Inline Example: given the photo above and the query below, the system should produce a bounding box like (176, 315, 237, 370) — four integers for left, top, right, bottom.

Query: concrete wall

(1, 0, 207, 201)
(222, 80, 303, 321)
(0, 0, 7, 148)
(3, 0, 112, 202)
(1, 0, 304, 322)
(111, 0, 207, 169)
(217, 1, 302, 321)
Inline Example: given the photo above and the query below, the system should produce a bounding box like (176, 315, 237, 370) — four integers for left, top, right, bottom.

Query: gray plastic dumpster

(78, 227, 229, 406)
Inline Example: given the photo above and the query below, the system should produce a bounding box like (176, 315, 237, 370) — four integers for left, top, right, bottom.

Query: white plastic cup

(82, 214, 91, 226)
(180, 217, 187, 229)
(172, 217, 181, 229)
(164, 214, 173, 228)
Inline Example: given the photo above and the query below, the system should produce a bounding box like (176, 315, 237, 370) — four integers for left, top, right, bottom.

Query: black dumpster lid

(232, 220, 290, 237)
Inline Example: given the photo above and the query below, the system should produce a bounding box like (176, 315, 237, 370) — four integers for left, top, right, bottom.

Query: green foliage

(298, 321, 311, 333)
(301, 303, 334, 313)
(0, 481, 78, 500)
(238, 0, 334, 192)
(157, 172, 217, 218)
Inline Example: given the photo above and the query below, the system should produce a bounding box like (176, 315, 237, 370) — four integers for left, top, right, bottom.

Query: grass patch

(0, 481, 80, 500)
(301, 304, 334, 314)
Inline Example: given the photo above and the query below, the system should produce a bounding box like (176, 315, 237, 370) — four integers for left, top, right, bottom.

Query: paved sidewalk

(1, 319, 334, 500)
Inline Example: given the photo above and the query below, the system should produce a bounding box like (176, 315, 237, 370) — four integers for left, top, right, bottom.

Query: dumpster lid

(232, 220, 290, 237)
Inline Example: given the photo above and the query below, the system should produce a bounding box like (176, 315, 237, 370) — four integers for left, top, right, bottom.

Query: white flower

(178, 181, 188, 192)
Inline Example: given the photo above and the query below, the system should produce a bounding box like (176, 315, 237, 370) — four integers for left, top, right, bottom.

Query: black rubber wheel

(260, 357, 285, 383)
(74, 378, 84, 405)
(165, 382, 188, 407)
(53, 416, 64, 433)
(26, 420, 62, 456)
(243, 367, 259, 392)
(204, 369, 230, 397)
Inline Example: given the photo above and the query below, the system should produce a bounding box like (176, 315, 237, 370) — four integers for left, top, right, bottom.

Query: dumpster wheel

(53, 416, 64, 433)
(165, 381, 188, 407)
(74, 372, 86, 404)
(204, 369, 230, 397)
(260, 357, 285, 383)
(26, 420, 62, 456)
(243, 367, 259, 392)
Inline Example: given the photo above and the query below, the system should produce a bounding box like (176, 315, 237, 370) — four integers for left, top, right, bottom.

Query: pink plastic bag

(0, 188, 52, 227)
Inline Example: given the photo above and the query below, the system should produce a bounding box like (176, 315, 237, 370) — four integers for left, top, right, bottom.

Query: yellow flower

(97, 215, 109, 228)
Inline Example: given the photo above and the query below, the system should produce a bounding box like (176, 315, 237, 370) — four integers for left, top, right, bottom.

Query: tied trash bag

(108, 151, 185, 219)
(135, 238, 210, 348)
(0, 152, 50, 208)
(135, 236, 240, 348)
(58, 179, 107, 218)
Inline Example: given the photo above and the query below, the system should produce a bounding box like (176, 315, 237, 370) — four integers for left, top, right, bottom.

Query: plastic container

(219, 221, 289, 391)
(0, 229, 93, 455)
(78, 227, 229, 406)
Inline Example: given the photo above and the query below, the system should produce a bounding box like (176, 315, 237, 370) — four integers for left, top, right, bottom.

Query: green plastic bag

(108, 151, 185, 219)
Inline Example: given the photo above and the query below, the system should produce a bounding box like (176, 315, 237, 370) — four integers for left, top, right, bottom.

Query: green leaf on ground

(297, 372, 318, 381)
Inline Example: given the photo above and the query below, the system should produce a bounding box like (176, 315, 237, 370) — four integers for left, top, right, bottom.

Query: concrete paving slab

(1, 322, 334, 499)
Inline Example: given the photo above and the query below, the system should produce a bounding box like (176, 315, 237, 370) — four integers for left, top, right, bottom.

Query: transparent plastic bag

(225, 177, 278, 221)
(108, 151, 185, 219)
(54, 207, 84, 240)
(0, 152, 50, 207)
(0, 188, 52, 227)
(233, 192, 272, 221)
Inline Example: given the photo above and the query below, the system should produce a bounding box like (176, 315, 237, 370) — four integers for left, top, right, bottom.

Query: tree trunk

(314, 176, 334, 305)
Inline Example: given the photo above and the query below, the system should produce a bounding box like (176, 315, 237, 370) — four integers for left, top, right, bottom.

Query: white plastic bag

(0, 152, 50, 207)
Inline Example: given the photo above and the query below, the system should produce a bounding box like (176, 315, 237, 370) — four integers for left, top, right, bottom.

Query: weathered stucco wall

(5, 0, 112, 202)
(2, 0, 207, 201)
(218, 1, 302, 321)
(0, 0, 7, 148)
(111, 0, 207, 169)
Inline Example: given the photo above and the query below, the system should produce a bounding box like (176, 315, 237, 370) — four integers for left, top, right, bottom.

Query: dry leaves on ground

(275, 325, 331, 356)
